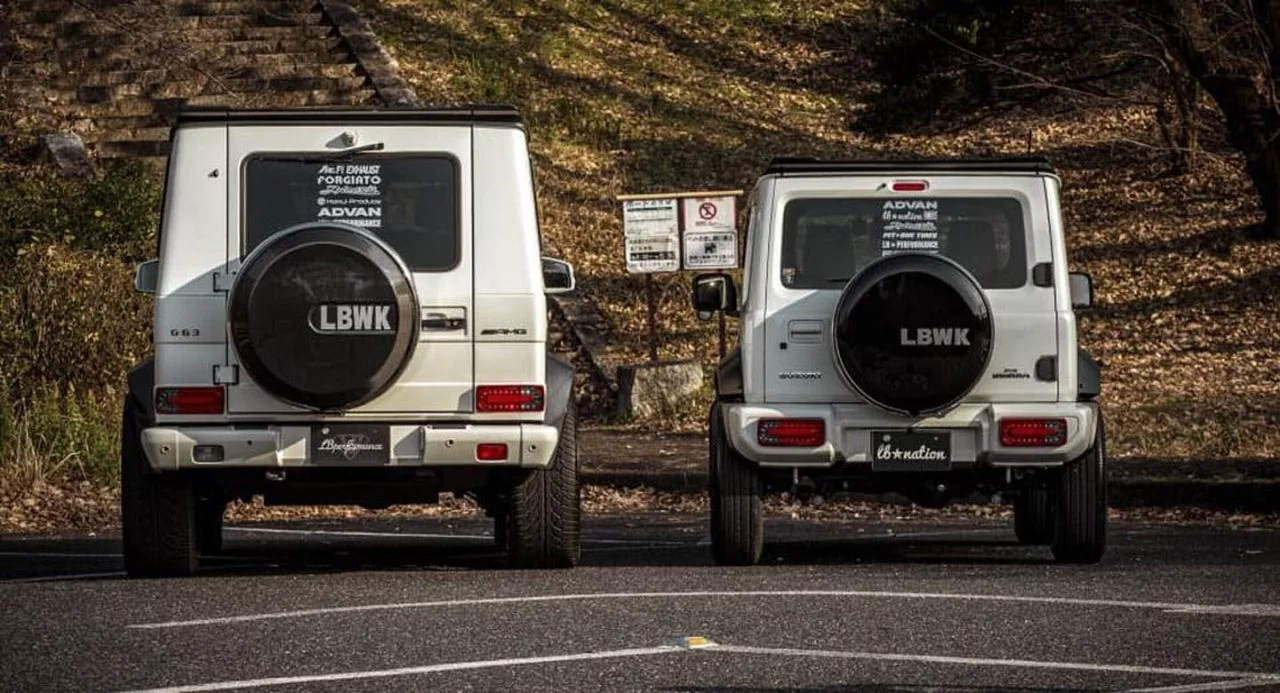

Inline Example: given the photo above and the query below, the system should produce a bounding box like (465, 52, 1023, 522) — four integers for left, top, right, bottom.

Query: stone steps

(7, 60, 360, 85)
(173, 1, 323, 16)
(46, 37, 345, 64)
(8, 0, 384, 161)
(44, 24, 333, 46)
(11, 12, 326, 36)
(35, 75, 366, 105)
(6, 51, 350, 77)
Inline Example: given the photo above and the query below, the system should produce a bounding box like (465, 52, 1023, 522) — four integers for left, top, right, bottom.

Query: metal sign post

(618, 189, 743, 365)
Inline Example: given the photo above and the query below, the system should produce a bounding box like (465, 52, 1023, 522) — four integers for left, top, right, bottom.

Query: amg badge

(899, 327, 970, 346)
(309, 304, 395, 334)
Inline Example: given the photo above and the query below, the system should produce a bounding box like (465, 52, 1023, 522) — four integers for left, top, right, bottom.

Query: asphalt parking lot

(1, 514, 1278, 692)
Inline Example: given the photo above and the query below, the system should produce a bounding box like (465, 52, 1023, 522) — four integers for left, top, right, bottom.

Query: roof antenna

(1025, 127, 1034, 155)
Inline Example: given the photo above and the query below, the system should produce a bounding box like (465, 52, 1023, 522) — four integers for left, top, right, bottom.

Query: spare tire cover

(832, 253, 993, 416)
(228, 222, 419, 411)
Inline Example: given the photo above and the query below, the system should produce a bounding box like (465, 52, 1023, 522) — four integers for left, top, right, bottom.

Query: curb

(581, 471, 1280, 513)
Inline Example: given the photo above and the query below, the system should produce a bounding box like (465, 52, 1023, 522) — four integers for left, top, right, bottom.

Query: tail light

(476, 385, 545, 412)
(758, 418, 825, 447)
(1000, 418, 1067, 447)
(155, 387, 225, 415)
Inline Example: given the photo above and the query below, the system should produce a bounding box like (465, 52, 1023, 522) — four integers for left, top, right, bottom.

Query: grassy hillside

(360, 0, 1280, 458)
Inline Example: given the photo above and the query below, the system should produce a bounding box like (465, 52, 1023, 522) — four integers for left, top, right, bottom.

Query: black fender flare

(1078, 349, 1101, 401)
(126, 358, 156, 422)
(714, 346, 744, 402)
(544, 352, 576, 431)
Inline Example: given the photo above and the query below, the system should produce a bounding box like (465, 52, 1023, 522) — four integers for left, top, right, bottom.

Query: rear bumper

(140, 423, 559, 472)
(721, 401, 1099, 468)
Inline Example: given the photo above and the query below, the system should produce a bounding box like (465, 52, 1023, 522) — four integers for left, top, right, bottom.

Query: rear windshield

(780, 197, 1028, 289)
(243, 154, 459, 271)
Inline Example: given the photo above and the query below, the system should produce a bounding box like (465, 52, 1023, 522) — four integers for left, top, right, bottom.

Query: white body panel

(220, 123, 479, 416)
(729, 168, 1090, 467)
(149, 117, 554, 451)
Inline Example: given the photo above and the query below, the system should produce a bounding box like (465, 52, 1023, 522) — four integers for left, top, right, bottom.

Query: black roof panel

(175, 105, 523, 126)
(764, 156, 1055, 175)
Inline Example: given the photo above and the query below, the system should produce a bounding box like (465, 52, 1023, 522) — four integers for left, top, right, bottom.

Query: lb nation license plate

(870, 430, 952, 472)
(311, 424, 390, 464)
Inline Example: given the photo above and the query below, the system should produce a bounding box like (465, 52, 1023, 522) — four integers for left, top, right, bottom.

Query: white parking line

(116, 645, 681, 692)
(709, 645, 1280, 683)
(127, 589, 1280, 630)
(1120, 679, 1280, 692)
(112, 639, 1280, 692)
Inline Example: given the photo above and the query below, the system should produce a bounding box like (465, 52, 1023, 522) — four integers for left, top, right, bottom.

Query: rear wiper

(254, 142, 385, 163)
(328, 142, 385, 159)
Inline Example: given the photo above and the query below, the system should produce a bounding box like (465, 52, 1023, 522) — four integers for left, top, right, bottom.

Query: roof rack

(175, 104, 523, 125)
(764, 156, 1055, 175)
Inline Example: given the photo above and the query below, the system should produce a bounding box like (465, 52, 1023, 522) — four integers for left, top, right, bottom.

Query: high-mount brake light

(476, 385, 545, 412)
(155, 387, 225, 415)
(757, 418, 826, 447)
(891, 180, 929, 192)
(999, 418, 1068, 447)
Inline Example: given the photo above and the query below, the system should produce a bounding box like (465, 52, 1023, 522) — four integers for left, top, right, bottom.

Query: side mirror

(542, 257, 575, 295)
(134, 259, 159, 294)
(1069, 271, 1093, 309)
(692, 272, 738, 317)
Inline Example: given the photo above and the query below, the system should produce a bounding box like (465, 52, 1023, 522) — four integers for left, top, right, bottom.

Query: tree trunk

(1243, 154, 1280, 239)
(1153, 0, 1280, 238)
(1204, 75, 1280, 239)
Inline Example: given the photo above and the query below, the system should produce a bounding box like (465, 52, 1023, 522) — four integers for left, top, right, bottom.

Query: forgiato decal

(899, 327, 970, 347)
(309, 304, 395, 334)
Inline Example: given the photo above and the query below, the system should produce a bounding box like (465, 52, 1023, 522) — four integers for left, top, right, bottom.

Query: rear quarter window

(780, 197, 1028, 289)
(243, 154, 459, 271)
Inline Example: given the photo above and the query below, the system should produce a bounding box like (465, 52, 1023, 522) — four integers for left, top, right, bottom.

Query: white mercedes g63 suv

(692, 157, 1105, 566)
(125, 106, 580, 576)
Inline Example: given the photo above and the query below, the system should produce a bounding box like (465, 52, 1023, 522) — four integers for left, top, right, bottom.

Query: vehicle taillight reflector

(1000, 418, 1067, 447)
(758, 418, 825, 447)
(476, 443, 509, 461)
(891, 180, 929, 192)
(476, 385, 545, 412)
(155, 387, 225, 415)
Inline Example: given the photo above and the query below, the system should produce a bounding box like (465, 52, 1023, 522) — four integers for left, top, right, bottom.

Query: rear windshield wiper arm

(253, 142, 386, 163)
(329, 142, 385, 159)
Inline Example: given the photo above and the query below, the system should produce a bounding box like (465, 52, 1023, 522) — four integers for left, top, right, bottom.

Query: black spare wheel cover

(833, 253, 993, 416)
(229, 222, 419, 411)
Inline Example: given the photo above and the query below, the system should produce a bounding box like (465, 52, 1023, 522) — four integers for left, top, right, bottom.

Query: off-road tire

(1013, 487, 1054, 545)
(120, 400, 199, 577)
(195, 499, 225, 555)
(505, 403, 581, 569)
(709, 406, 763, 566)
(1051, 414, 1108, 564)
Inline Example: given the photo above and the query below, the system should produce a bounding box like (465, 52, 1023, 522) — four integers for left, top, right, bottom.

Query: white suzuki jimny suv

(692, 157, 1104, 566)
(125, 106, 580, 576)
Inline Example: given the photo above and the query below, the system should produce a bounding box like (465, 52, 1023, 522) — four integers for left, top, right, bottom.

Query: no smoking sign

(682, 195, 737, 269)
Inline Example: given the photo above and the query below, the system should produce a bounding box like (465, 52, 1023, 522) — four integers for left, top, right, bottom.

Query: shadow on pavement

(0, 519, 1056, 581)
